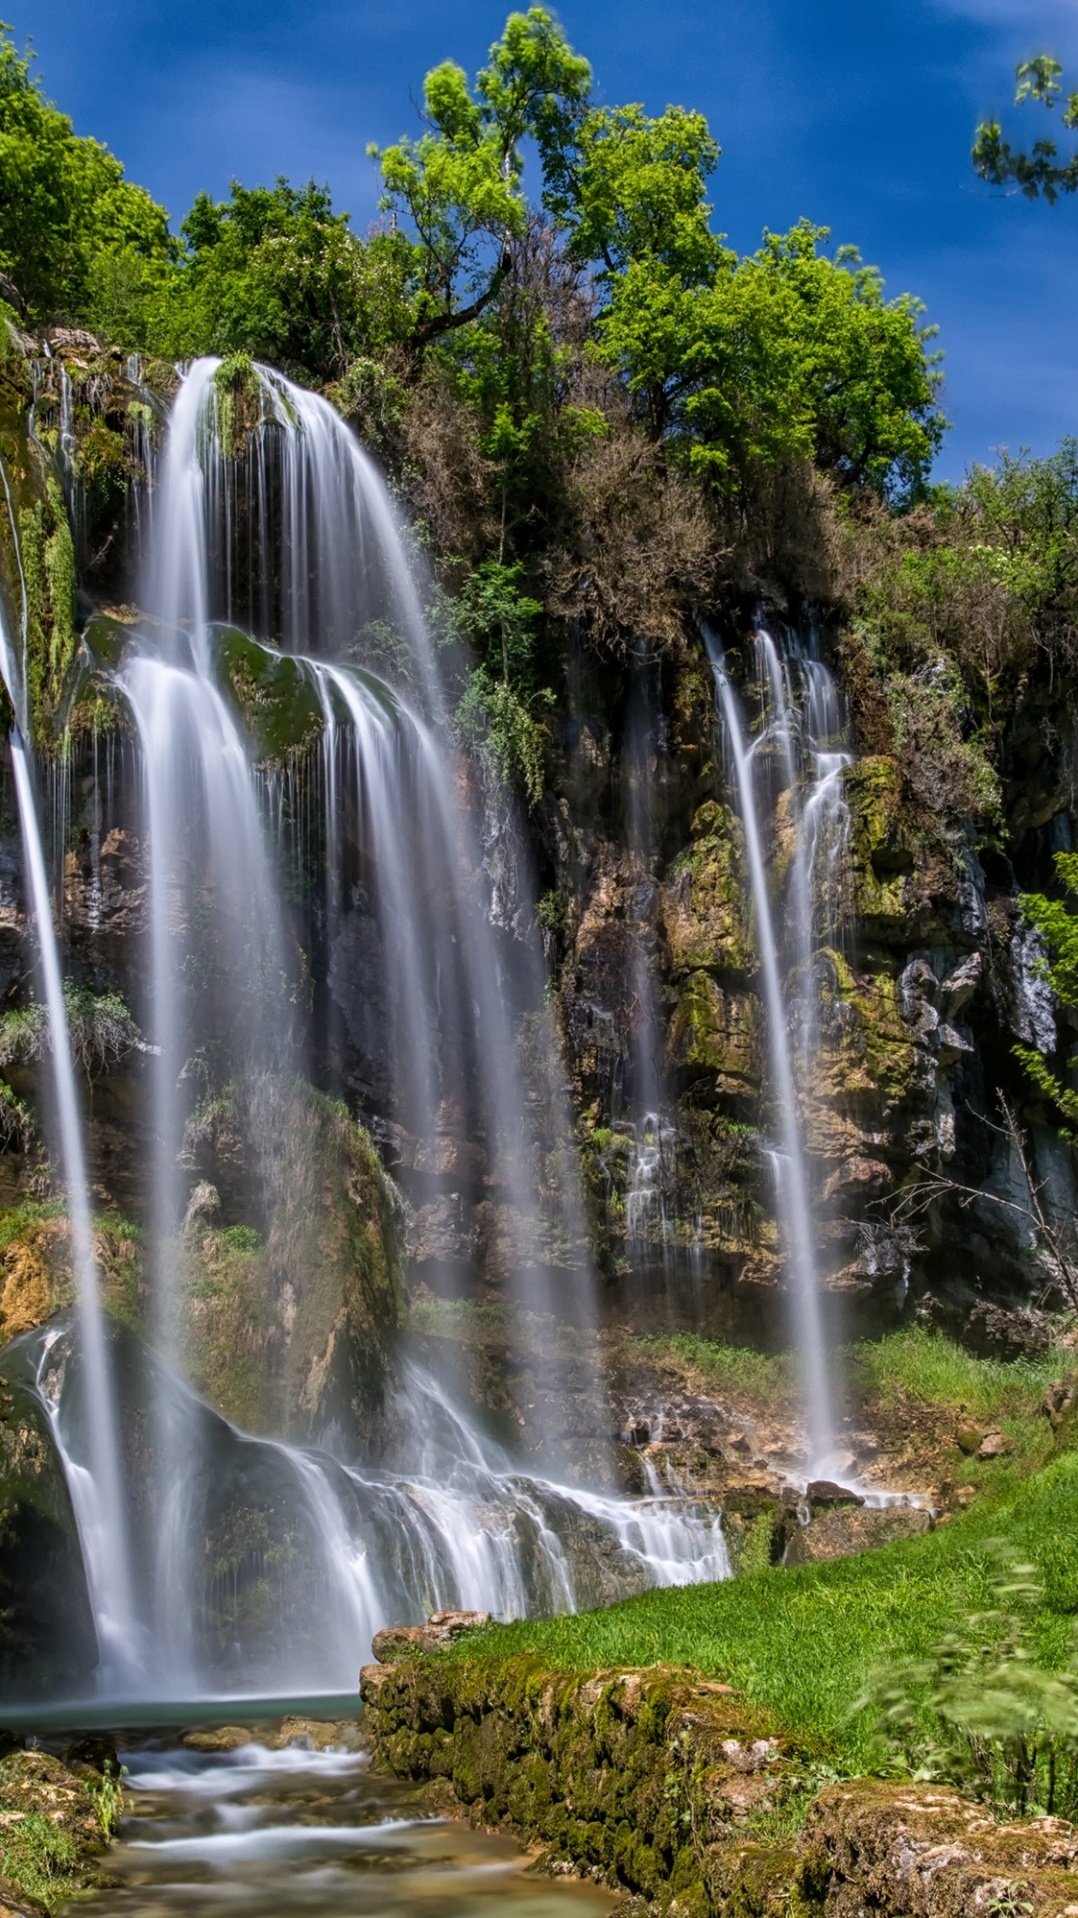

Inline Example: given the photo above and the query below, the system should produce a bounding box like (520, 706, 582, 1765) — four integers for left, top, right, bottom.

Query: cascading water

(0, 358, 736, 1702)
(621, 668, 678, 1278)
(0, 479, 140, 1687)
(705, 626, 852, 1472)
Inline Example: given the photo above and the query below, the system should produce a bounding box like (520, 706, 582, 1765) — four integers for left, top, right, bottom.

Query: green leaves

(561, 104, 724, 283)
(0, 24, 172, 323)
(591, 214, 944, 496)
(1015, 852, 1078, 1136)
(974, 54, 1078, 202)
(370, 8, 591, 349)
(858, 1542, 1078, 1818)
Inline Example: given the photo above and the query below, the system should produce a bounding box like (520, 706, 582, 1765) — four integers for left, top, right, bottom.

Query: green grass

(849, 1325, 1067, 1420)
(445, 1438, 1078, 1773)
(0, 1811, 82, 1911)
(618, 1331, 797, 1400)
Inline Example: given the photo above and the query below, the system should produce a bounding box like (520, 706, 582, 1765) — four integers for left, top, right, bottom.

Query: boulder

(977, 1429, 1012, 1460)
(371, 1610, 491, 1661)
(806, 1479, 864, 1511)
(785, 1503, 932, 1567)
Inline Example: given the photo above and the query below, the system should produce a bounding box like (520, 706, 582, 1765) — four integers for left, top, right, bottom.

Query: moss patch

(0, 1203, 143, 1342)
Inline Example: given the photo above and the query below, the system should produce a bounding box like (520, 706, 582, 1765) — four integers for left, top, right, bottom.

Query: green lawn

(445, 1338, 1078, 1771)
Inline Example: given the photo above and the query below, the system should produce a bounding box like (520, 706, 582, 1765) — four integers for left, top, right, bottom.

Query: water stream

(0, 477, 140, 1686)
(85, 1732, 615, 1917)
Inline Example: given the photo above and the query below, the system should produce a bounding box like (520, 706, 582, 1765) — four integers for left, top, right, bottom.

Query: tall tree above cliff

(974, 56, 1078, 202)
(369, 7, 592, 351)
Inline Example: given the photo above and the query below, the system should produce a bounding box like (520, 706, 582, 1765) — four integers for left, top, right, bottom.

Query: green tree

(974, 56, 1078, 202)
(592, 211, 943, 495)
(369, 7, 591, 352)
(0, 22, 171, 323)
(140, 178, 411, 383)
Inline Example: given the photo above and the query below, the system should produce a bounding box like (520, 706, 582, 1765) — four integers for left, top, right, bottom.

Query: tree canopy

(0, 11, 945, 503)
(0, 24, 172, 321)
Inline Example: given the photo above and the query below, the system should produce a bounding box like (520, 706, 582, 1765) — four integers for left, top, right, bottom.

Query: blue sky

(17, 0, 1078, 479)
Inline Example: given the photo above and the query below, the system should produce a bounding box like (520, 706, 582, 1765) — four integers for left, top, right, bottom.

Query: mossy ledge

(361, 1652, 1078, 1915)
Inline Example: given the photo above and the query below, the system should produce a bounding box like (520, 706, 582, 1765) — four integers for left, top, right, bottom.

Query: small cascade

(16, 1315, 728, 1700)
(705, 627, 851, 1471)
(620, 664, 688, 1290)
(0, 500, 140, 1686)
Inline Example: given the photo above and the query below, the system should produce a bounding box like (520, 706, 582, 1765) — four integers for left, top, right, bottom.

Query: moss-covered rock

(0, 1749, 118, 1913)
(216, 628, 324, 762)
(181, 1075, 406, 1440)
(0, 1369, 98, 1699)
(364, 1650, 1078, 1915)
(662, 801, 752, 977)
(0, 1205, 142, 1344)
(668, 972, 760, 1095)
(362, 1654, 795, 1909)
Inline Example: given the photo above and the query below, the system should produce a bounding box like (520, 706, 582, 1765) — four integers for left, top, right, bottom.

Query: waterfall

(0, 486, 141, 1687)
(706, 627, 851, 1472)
(0, 357, 745, 1703)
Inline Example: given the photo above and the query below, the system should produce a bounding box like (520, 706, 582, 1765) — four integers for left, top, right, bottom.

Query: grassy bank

(436, 1329, 1078, 1772)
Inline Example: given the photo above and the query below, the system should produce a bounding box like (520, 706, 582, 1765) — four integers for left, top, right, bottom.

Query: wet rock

(371, 1612, 491, 1661)
(181, 1725, 254, 1753)
(805, 1479, 864, 1511)
(268, 1716, 362, 1751)
(940, 949, 983, 1018)
(427, 1609, 491, 1638)
(785, 1503, 932, 1566)
(62, 1734, 118, 1776)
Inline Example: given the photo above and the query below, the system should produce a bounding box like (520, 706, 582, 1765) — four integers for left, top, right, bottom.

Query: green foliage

(561, 103, 724, 284)
(1016, 851, 1078, 1133)
(88, 1762, 125, 1837)
(593, 213, 943, 495)
(858, 1544, 1078, 1817)
(457, 667, 554, 808)
(0, 984, 140, 1081)
(974, 56, 1078, 203)
(850, 1325, 1065, 1422)
(138, 178, 411, 383)
(451, 558, 554, 807)
(0, 1808, 81, 1909)
(454, 557, 542, 680)
(0, 22, 172, 323)
(624, 1330, 796, 1402)
(370, 9, 591, 349)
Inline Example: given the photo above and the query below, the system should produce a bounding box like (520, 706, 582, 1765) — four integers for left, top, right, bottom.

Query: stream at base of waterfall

(77, 1720, 615, 1917)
